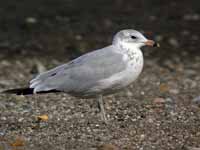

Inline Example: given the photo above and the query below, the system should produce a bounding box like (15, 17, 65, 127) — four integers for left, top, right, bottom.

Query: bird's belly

(80, 59, 144, 96)
(66, 53, 144, 97)
(112, 62, 143, 88)
(66, 66, 143, 98)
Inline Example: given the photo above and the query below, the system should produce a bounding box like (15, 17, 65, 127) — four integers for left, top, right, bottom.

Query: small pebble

(126, 90, 133, 97)
(35, 61, 46, 73)
(169, 89, 179, 94)
(18, 118, 24, 122)
(103, 19, 113, 28)
(191, 35, 199, 41)
(159, 83, 169, 93)
(25, 17, 37, 24)
(1, 116, 7, 121)
(75, 35, 83, 40)
(165, 97, 173, 103)
(153, 97, 165, 104)
(181, 30, 190, 36)
(193, 96, 200, 105)
(185, 146, 200, 150)
(10, 138, 25, 147)
(140, 134, 145, 140)
(0, 103, 6, 109)
(147, 118, 154, 123)
(140, 91, 145, 95)
(0, 60, 11, 66)
(98, 144, 119, 150)
(183, 13, 200, 21)
(155, 35, 163, 42)
(0, 80, 13, 86)
(149, 15, 157, 21)
(168, 37, 179, 48)
(37, 115, 49, 121)
(0, 131, 5, 136)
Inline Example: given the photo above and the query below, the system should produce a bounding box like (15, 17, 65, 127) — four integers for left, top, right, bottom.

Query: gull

(3, 29, 159, 123)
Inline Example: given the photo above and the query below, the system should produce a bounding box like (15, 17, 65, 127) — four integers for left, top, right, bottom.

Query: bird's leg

(97, 95, 107, 123)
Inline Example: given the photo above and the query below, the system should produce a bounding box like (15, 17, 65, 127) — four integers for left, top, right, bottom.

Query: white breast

(120, 45, 144, 86)
(92, 45, 144, 93)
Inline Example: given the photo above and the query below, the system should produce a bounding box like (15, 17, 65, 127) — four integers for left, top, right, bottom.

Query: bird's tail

(2, 87, 60, 95)
(2, 88, 34, 95)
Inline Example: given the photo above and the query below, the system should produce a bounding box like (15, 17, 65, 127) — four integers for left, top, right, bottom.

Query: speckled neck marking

(119, 42, 143, 61)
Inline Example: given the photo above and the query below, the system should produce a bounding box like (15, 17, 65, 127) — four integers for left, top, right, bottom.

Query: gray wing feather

(30, 45, 127, 94)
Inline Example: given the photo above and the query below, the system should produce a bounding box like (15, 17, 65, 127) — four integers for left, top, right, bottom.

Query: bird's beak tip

(145, 40, 160, 47)
(153, 42, 160, 47)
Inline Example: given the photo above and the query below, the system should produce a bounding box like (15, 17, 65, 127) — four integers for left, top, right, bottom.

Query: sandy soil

(0, 0, 200, 150)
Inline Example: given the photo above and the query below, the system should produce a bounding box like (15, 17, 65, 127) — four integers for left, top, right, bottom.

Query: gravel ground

(0, 0, 200, 150)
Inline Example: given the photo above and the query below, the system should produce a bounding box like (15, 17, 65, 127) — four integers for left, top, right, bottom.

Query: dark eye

(131, 35, 137, 39)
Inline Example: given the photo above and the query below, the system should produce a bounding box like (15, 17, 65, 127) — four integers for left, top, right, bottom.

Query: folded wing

(30, 45, 127, 95)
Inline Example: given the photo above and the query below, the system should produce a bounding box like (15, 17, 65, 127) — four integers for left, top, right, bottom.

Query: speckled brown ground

(0, 0, 200, 150)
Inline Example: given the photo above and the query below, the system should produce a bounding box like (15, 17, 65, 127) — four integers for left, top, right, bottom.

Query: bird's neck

(116, 42, 142, 53)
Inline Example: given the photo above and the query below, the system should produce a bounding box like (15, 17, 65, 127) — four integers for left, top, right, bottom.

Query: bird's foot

(98, 95, 108, 124)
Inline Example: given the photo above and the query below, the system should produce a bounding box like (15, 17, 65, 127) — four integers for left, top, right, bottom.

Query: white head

(112, 29, 159, 49)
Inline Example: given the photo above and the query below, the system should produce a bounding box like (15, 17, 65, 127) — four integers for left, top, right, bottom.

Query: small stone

(191, 35, 199, 41)
(163, 60, 174, 70)
(0, 80, 13, 86)
(1, 117, 7, 121)
(165, 97, 173, 103)
(0, 103, 6, 110)
(37, 115, 49, 121)
(192, 14, 200, 20)
(185, 69, 197, 76)
(104, 19, 113, 28)
(98, 144, 119, 150)
(149, 15, 157, 21)
(155, 35, 163, 42)
(181, 30, 190, 36)
(183, 13, 200, 21)
(10, 137, 25, 147)
(8, 102, 15, 107)
(140, 134, 145, 140)
(159, 83, 169, 93)
(15, 95, 26, 101)
(75, 35, 83, 40)
(168, 37, 179, 48)
(126, 89, 133, 97)
(147, 117, 154, 123)
(193, 96, 200, 105)
(18, 118, 24, 122)
(25, 17, 37, 24)
(183, 14, 191, 20)
(0, 60, 11, 66)
(184, 146, 200, 150)
(0, 131, 5, 136)
(169, 89, 179, 94)
(153, 97, 165, 105)
(35, 60, 46, 73)
(140, 91, 145, 95)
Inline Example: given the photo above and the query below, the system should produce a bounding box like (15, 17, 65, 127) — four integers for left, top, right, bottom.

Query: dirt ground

(0, 0, 200, 150)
